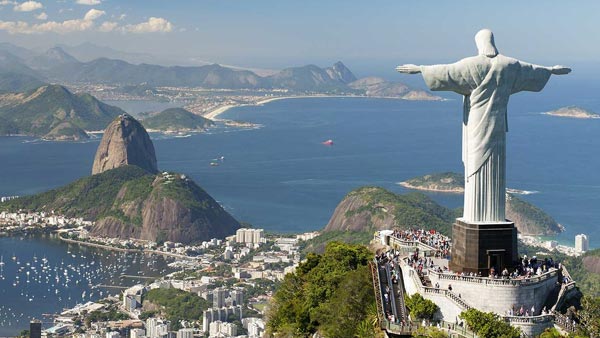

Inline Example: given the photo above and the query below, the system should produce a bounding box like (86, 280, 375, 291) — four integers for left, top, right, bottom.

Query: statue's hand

(551, 65, 571, 75)
(396, 64, 421, 74)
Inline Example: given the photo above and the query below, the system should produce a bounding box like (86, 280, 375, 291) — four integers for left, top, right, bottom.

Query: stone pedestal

(449, 218, 518, 276)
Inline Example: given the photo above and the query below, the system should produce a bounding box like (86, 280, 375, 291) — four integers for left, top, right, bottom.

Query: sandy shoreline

(397, 181, 464, 193)
(202, 94, 391, 120)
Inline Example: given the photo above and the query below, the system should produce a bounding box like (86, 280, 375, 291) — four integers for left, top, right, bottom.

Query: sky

(0, 0, 598, 77)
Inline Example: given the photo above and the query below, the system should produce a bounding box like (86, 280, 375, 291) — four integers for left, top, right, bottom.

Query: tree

(539, 327, 567, 338)
(578, 296, 600, 337)
(266, 242, 374, 337)
(412, 326, 449, 338)
(459, 309, 520, 338)
(404, 293, 438, 320)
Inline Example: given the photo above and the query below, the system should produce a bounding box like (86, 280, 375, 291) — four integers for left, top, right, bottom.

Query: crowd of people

(376, 249, 403, 324)
(505, 305, 551, 317)
(391, 229, 451, 258)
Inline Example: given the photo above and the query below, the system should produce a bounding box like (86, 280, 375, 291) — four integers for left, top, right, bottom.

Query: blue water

(1, 85, 599, 251)
(0, 235, 174, 335)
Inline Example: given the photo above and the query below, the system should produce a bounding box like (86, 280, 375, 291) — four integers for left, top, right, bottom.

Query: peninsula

(142, 108, 214, 133)
(398, 172, 562, 235)
(543, 106, 600, 119)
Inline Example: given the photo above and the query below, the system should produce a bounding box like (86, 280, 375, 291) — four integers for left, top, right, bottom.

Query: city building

(130, 328, 146, 338)
(106, 332, 120, 338)
(213, 287, 227, 308)
(230, 288, 244, 306)
(176, 328, 194, 338)
(235, 228, 265, 244)
(575, 234, 589, 252)
(30, 319, 42, 338)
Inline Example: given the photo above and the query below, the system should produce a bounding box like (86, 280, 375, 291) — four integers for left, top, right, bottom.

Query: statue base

(448, 218, 518, 276)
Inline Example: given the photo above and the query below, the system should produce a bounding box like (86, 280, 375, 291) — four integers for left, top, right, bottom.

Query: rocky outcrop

(92, 114, 158, 175)
(582, 256, 600, 274)
(90, 172, 240, 244)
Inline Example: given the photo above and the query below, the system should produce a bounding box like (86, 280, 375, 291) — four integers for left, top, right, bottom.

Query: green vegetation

(343, 187, 459, 235)
(143, 288, 210, 330)
(84, 308, 129, 327)
(0, 72, 44, 93)
(539, 327, 568, 338)
(459, 309, 520, 338)
(266, 242, 375, 337)
(411, 327, 449, 338)
(142, 108, 214, 132)
(575, 296, 600, 338)
(404, 293, 438, 320)
(562, 248, 600, 297)
(0, 84, 123, 139)
(506, 194, 562, 235)
(402, 172, 463, 191)
(0, 165, 152, 219)
(300, 230, 373, 255)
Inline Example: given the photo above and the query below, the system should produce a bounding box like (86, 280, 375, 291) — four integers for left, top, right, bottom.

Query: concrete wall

(428, 271, 559, 316)
(401, 265, 464, 322)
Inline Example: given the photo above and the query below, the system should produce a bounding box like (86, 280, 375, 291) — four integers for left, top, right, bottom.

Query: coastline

(203, 95, 353, 120)
(398, 181, 464, 194)
(58, 235, 197, 260)
(202, 94, 440, 121)
(541, 112, 600, 119)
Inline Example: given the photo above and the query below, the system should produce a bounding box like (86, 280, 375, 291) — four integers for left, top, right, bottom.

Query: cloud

(0, 10, 173, 35)
(125, 17, 172, 33)
(13, 1, 42, 11)
(0, 1, 17, 6)
(75, 0, 101, 5)
(98, 21, 117, 32)
(83, 8, 104, 21)
(0, 7, 104, 34)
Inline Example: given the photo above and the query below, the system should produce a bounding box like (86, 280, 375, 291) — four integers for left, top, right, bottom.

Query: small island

(142, 107, 215, 133)
(543, 106, 600, 119)
(399, 172, 464, 193)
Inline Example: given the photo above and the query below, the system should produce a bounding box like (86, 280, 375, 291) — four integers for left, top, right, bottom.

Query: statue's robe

(420, 54, 551, 223)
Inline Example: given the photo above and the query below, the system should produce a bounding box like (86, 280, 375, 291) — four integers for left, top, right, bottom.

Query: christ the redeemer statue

(397, 29, 570, 224)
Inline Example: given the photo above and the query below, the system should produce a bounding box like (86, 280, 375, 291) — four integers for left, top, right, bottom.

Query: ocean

(1, 88, 599, 247)
(0, 80, 599, 334)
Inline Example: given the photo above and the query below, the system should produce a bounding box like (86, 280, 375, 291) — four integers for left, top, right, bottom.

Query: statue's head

(475, 29, 498, 58)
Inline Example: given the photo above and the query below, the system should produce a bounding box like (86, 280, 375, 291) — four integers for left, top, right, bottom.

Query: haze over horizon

(0, 0, 599, 79)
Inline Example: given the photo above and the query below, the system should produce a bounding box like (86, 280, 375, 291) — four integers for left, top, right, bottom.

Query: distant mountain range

(0, 42, 439, 98)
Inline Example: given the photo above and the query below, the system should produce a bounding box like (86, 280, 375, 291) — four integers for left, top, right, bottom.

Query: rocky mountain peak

(92, 114, 158, 175)
(326, 61, 357, 84)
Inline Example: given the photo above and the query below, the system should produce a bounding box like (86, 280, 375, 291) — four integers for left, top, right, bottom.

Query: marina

(0, 234, 174, 335)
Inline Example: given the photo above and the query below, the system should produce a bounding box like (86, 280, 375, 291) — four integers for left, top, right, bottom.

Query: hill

(349, 76, 442, 100)
(0, 72, 45, 93)
(265, 61, 357, 92)
(399, 172, 562, 235)
(1, 165, 240, 244)
(563, 249, 600, 297)
(142, 108, 214, 132)
(324, 187, 458, 235)
(0, 84, 124, 140)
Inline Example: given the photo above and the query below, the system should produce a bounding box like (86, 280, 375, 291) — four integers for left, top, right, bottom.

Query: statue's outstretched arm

(548, 65, 571, 75)
(396, 64, 421, 74)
